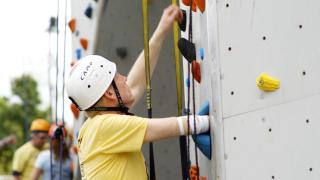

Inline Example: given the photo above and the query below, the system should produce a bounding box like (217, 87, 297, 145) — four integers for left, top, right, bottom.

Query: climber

(66, 5, 211, 180)
(31, 123, 73, 180)
(12, 119, 50, 180)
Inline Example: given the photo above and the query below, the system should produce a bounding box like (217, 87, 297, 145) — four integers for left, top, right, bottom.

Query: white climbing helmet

(66, 55, 116, 110)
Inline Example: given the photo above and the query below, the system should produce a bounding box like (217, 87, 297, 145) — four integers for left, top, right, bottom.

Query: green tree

(0, 74, 49, 174)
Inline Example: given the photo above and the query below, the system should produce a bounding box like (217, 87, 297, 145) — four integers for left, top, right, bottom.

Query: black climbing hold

(85, 4, 93, 19)
(179, 9, 186, 32)
(116, 47, 128, 59)
(178, 38, 196, 63)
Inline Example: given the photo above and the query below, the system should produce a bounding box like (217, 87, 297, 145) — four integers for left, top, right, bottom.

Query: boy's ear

(103, 90, 116, 101)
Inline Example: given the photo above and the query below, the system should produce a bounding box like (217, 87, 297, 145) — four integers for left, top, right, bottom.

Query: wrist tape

(177, 115, 209, 135)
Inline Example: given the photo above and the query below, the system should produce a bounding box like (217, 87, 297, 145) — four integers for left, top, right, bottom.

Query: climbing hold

(195, 0, 205, 13)
(256, 73, 280, 92)
(178, 38, 196, 63)
(84, 4, 93, 19)
(200, 48, 204, 60)
(68, 18, 76, 33)
(116, 47, 128, 59)
(76, 48, 82, 60)
(182, 0, 197, 12)
(189, 164, 199, 180)
(80, 38, 88, 50)
(71, 103, 80, 119)
(192, 101, 211, 159)
(179, 10, 186, 32)
(197, 101, 209, 115)
(186, 77, 190, 87)
(192, 61, 201, 83)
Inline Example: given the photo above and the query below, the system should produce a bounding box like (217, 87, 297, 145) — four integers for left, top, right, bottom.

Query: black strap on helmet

(86, 80, 134, 115)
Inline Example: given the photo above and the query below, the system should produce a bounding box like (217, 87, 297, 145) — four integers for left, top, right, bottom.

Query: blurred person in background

(32, 123, 73, 180)
(0, 134, 16, 150)
(12, 119, 50, 180)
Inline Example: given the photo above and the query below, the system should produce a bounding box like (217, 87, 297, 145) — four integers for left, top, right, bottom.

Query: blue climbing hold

(84, 4, 93, 19)
(192, 100, 211, 159)
(76, 48, 82, 60)
(198, 101, 209, 115)
(186, 77, 190, 87)
(200, 48, 204, 60)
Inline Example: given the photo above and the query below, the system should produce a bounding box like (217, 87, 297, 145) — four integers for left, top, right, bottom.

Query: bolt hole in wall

(233, 137, 236, 141)
(231, 91, 234, 95)
(268, 128, 272, 132)
(226, 3, 229, 8)
(302, 71, 306, 76)
(228, 47, 232, 51)
(299, 24, 303, 29)
(306, 119, 309, 123)
(272, 175, 275, 179)
(309, 167, 313, 172)
(262, 36, 266, 40)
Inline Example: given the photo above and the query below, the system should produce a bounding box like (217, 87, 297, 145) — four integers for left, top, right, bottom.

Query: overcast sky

(0, 0, 73, 126)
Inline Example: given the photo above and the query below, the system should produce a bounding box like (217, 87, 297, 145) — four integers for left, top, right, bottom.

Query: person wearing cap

(12, 119, 50, 180)
(32, 124, 73, 180)
(66, 5, 210, 180)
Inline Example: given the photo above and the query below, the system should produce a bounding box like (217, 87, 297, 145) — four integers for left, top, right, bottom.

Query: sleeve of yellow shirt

(97, 115, 148, 154)
(12, 147, 27, 173)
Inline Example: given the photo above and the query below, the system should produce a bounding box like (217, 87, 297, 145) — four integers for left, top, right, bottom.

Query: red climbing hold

(192, 61, 201, 83)
(189, 165, 199, 180)
(68, 18, 76, 33)
(182, 0, 197, 12)
(80, 38, 88, 50)
(195, 0, 205, 13)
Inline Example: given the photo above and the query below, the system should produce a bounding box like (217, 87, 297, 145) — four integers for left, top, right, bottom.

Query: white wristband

(177, 115, 210, 135)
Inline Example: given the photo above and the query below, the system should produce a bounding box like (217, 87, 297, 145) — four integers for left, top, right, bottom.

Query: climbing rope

(141, 0, 156, 179)
(171, 0, 189, 179)
(50, 0, 68, 179)
(186, 0, 200, 178)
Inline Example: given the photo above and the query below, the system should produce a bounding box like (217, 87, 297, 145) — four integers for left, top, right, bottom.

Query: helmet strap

(86, 80, 134, 115)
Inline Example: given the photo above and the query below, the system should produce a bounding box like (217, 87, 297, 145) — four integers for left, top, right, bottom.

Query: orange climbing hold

(189, 164, 206, 180)
(192, 60, 201, 83)
(195, 0, 205, 13)
(182, 0, 197, 12)
(80, 38, 88, 50)
(189, 165, 199, 180)
(68, 18, 76, 33)
(70, 103, 80, 119)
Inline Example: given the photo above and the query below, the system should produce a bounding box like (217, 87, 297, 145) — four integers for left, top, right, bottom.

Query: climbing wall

(69, 0, 106, 179)
(180, 0, 320, 179)
(70, 0, 105, 60)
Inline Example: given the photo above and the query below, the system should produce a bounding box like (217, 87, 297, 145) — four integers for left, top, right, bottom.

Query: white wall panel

(224, 94, 320, 180)
(217, 0, 320, 118)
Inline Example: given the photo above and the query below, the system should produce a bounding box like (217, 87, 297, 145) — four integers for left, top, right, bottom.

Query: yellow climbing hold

(256, 73, 280, 92)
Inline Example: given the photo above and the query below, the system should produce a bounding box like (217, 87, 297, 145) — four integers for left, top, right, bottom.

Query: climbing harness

(141, 0, 156, 179)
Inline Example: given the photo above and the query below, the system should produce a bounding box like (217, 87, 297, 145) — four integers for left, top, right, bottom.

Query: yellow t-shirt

(78, 114, 148, 180)
(12, 141, 47, 180)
